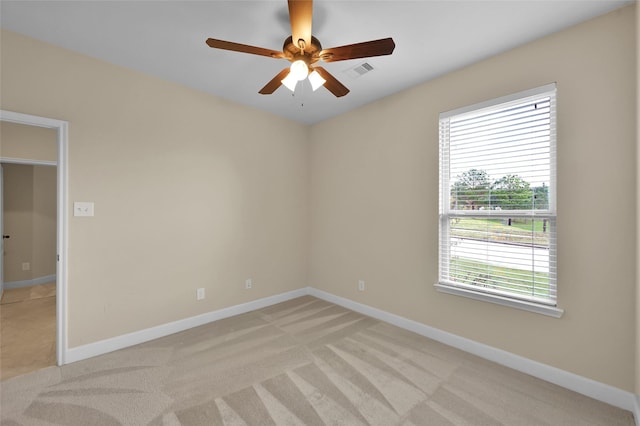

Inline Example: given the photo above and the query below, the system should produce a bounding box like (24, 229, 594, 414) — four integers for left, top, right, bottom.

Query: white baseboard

(4, 274, 56, 289)
(306, 287, 639, 418)
(65, 288, 308, 364)
(63, 285, 638, 422)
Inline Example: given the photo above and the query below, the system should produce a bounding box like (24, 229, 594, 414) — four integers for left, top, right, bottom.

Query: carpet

(0, 296, 633, 425)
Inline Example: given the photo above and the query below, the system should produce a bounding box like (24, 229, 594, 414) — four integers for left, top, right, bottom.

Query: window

(437, 84, 561, 317)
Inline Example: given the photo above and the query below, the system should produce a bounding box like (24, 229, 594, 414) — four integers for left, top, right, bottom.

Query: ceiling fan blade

(259, 68, 291, 95)
(314, 67, 349, 97)
(319, 37, 395, 62)
(206, 38, 285, 59)
(288, 0, 313, 52)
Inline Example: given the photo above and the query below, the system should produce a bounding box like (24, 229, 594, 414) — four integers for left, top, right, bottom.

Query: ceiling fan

(205, 0, 395, 97)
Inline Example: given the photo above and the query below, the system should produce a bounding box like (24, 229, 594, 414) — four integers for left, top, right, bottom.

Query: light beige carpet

(0, 296, 634, 425)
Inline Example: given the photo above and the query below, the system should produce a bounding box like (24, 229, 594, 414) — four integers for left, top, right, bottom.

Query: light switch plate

(74, 201, 94, 217)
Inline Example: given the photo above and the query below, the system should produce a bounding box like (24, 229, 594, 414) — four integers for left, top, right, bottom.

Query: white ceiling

(1, 0, 633, 124)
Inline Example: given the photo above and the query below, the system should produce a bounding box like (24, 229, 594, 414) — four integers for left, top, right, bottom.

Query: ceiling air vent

(344, 62, 375, 79)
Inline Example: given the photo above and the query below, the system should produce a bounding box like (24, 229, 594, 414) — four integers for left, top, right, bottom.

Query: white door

(1, 164, 4, 298)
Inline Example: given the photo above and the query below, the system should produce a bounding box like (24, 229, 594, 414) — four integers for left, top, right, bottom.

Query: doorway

(1, 162, 57, 379)
(0, 110, 68, 373)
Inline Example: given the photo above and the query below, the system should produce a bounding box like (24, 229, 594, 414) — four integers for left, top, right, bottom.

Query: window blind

(439, 84, 557, 308)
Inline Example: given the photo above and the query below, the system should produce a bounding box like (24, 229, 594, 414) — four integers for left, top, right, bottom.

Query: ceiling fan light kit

(308, 70, 326, 91)
(281, 71, 299, 92)
(281, 61, 326, 92)
(289, 59, 309, 80)
(206, 0, 395, 98)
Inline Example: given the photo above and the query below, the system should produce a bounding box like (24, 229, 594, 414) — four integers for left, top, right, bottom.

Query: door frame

(0, 110, 69, 365)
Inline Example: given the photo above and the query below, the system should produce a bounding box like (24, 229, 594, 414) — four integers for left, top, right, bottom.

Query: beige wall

(2, 164, 57, 282)
(310, 5, 636, 392)
(32, 165, 57, 279)
(0, 121, 57, 162)
(1, 29, 309, 347)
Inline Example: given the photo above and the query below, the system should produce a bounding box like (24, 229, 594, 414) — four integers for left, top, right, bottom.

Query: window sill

(435, 283, 564, 318)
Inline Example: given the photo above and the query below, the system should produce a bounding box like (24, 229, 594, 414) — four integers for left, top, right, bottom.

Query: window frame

(436, 83, 563, 318)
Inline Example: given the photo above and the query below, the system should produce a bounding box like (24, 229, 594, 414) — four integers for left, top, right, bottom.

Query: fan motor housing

(283, 35, 322, 64)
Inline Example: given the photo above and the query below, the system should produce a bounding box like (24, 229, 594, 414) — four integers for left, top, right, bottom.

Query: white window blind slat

(438, 84, 557, 310)
(452, 117, 551, 143)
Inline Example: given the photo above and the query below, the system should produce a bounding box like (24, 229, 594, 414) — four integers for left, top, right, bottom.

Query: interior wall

(0, 121, 57, 162)
(309, 5, 636, 392)
(31, 165, 57, 280)
(0, 29, 309, 347)
(2, 164, 56, 283)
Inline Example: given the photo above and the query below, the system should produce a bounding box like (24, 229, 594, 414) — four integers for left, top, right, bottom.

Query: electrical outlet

(196, 288, 205, 300)
(245, 279, 252, 290)
(358, 280, 365, 291)
(22, 262, 31, 271)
